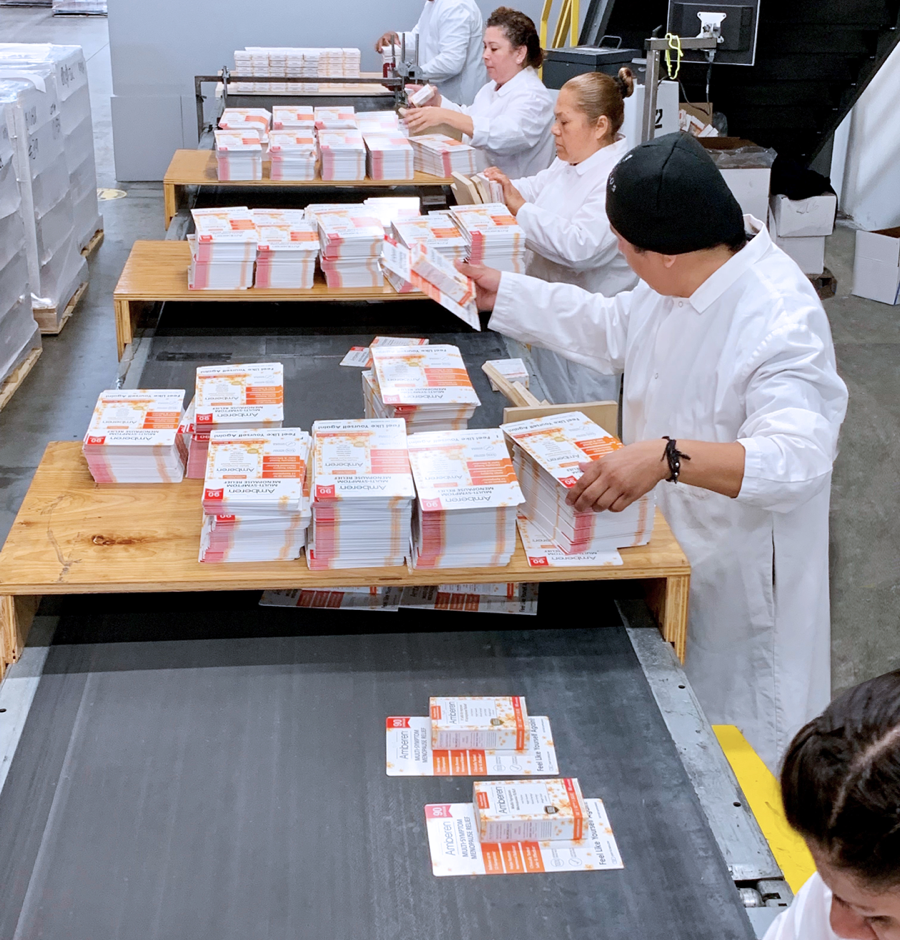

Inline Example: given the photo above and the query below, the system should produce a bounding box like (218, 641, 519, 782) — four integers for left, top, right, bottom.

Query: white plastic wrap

(0, 76, 86, 317)
(0, 44, 101, 250)
(0, 95, 41, 387)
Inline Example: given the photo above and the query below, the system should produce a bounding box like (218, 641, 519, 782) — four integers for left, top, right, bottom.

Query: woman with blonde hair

(403, 6, 555, 177)
(483, 68, 638, 401)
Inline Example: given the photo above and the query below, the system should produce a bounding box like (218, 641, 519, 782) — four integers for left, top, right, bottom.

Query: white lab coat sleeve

(736, 314, 848, 514)
(510, 165, 554, 203)
(418, 4, 477, 83)
(470, 92, 549, 155)
(762, 874, 837, 940)
(490, 271, 633, 374)
(515, 188, 619, 269)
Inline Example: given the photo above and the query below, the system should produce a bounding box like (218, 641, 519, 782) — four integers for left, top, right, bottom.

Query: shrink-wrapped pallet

(0, 76, 87, 331)
(0, 92, 40, 386)
(0, 43, 102, 253)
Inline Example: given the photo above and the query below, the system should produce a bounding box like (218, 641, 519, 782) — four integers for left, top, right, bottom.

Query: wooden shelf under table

(0, 443, 691, 678)
(163, 150, 454, 228)
(112, 240, 427, 359)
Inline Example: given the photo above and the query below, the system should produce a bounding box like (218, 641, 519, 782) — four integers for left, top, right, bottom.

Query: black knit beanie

(606, 132, 745, 254)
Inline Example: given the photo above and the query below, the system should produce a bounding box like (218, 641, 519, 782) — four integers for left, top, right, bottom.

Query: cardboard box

(853, 227, 900, 306)
(473, 778, 587, 843)
(770, 193, 837, 238)
(768, 211, 826, 276)
(701, 138, 773, 222)
(430, 696, 529, 751)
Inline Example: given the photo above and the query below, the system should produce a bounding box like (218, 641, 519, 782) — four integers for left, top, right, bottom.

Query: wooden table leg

(114, 298, 133, 360)
(644, 575, 690, 662)
(0, 595, 40, 681)
(164, 182, 177, 230)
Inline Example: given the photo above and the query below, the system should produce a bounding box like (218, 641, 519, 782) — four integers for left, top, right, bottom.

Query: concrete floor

(0, 10, 897, 698)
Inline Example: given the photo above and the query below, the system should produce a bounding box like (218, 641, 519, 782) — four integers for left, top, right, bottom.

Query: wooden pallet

(0, 347, 42, 414)
(81, 228, 104, 259)
(34, 280, 88, 335)
(810, 267, 837, 301)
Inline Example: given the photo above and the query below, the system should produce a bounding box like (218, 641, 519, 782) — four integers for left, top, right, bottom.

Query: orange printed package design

(430, 696, 529, 751)
(473, 778, 587, 843)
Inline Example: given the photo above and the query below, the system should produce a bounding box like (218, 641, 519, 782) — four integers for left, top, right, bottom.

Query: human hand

(375, 31, 400, 53)
(455, 261, 501, 311)
(483, 168, 525, 214)
(565, 439, 669, 513)
(403, 106, 451, 133)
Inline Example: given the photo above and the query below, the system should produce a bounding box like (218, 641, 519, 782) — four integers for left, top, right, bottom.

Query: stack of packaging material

(317, 208, 384, 287)
(357, 110, 401, 135)
(409, 135, 478, 177)
(366, 344, 480, 431)
(218, 107, 270, 145)
(364, 135, 414, 181)
(188, 207, 257, 290)
(0, 44, 102, 253)
(268, 131, 317, 181)
(318, 131, 366, 181)
(450, 203, 527, 273)
(234, 48, 362, 94)
(340, 334, 428, 367)
(501, 411, 655, 554)
(214, 130, 263, 181)
(190, 361, 285, 473)
(52, 0, 107, 11)
(83, 390, 187, 484)
(199, 428, 311, 563)
(307, 418, 415, 569)
(393, 214, 468, 263)
(0, 91, 41, 387)
(314, 106, 357, 131)
(178, 397, 207, 479)
(408, 428, 524, 568)
(252, 209, 319, 289)
(361, 196, 420, 228)
(272, 106, 315, 131)
(0, 71, 87, 330)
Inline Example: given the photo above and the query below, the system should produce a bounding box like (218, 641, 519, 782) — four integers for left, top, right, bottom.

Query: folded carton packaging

(853, 227, 900, 306)
(768, 210, 826, 277)
(770, 193, 837, 238)
(701, 138, 773, 223)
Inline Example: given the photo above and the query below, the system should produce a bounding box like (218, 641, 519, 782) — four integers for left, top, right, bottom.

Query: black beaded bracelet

(662, 436, 691, 483)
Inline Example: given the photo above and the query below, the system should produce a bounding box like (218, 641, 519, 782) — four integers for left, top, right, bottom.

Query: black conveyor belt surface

(0, 596, 755, 940)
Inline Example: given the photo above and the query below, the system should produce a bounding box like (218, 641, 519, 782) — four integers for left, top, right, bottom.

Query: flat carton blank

(770, 193, 837, 238)
(853, 227, 900, 306)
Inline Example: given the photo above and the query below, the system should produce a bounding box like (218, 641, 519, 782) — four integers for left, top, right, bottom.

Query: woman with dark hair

(767, 670, 900, 939)
(403, 6, 555, 177)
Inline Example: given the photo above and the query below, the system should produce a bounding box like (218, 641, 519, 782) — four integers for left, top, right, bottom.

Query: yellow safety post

(713, 725, 816, 893)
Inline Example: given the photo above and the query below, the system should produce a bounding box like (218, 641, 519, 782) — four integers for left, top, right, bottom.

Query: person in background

(765, 669, 900, 939)
(375, 0, 487, 107)
(481, 68, 638, 402)
(459, 132, 848, 771)
(403, 6, 555, 178)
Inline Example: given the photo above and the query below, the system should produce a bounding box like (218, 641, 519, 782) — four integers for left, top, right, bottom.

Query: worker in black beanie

(457, 130, 848, 774)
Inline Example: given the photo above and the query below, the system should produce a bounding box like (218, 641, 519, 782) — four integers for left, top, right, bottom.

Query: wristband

(662, 436, 691, 483)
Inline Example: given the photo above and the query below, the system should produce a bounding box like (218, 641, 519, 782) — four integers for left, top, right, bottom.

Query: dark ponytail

(780, 669, 900, 889)
(486, 7, 543, 69)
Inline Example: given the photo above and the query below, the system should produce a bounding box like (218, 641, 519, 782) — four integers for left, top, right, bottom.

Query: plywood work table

(0, 442, 691, 678)
(163, 150, 454, 228)
(112, 240, 428, 360)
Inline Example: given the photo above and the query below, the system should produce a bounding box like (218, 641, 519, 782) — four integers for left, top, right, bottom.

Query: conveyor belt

(0, 591, 754, 939)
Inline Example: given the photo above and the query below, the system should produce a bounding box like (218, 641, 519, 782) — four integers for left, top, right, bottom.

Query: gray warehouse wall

(107, 0, 549, 180)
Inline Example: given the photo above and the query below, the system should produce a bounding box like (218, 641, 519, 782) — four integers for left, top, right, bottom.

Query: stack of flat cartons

(0, 74, 87, 330)
(768, 192, 837, 277)
(271, 106, 315, 131)
(316, 208, 384, 287)
(0, 44, 101, 253)
(364, 135, 414, 180)
(409, 134, 478, 177)
(218, 108, 270, 145)
(268, 132, 317, 180)
(199, 428, 311, 563)
(365, 344, 480, 432)
(0, 89, 40, 386)
(357, 111, 402, 136)
(83, 390, 186, 484)
(392, 214, 468, 263)
(307, 418, 415, 569)
(188, 207, 257, 290)
(214, 130, 263, 181)
(450, 203, 527, 273)
(408, 428, 523, 568)
(318, 131, 366, 180)
(501, 412, 655, 555)
(252, 209, 318, 289)
(189, 361, 285, 474)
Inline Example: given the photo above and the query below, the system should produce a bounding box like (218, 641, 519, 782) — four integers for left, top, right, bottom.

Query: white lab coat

(490, 217, 849, 770)
(764, 874, 839, 940)
(512, 136, 637, 403)
(413, 0, 487, 106)
(442, 66, 555, 178)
